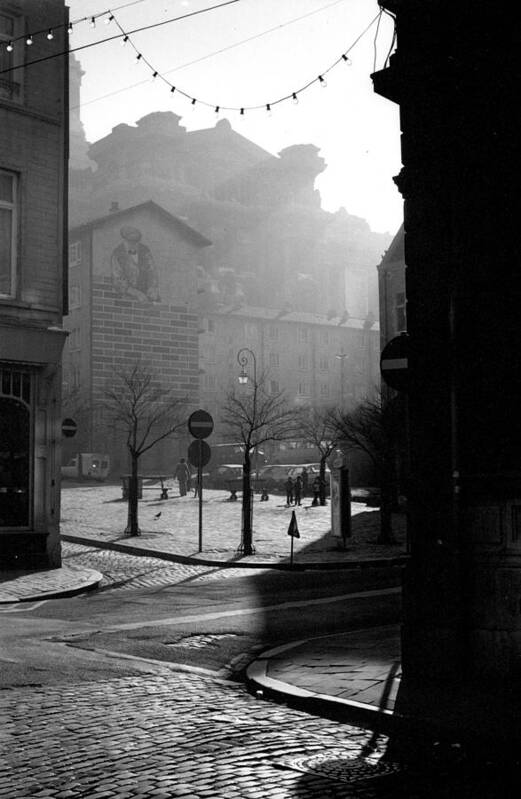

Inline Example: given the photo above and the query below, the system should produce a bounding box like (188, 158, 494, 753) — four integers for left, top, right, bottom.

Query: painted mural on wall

(111, 225, 160, 303)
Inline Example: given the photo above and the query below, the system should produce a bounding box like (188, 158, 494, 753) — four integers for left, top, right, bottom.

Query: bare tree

(297, 405, 339, 505)
(329, 391, 403, 544)
(104, 362, 186, 536)
(221, 369, 296, 555)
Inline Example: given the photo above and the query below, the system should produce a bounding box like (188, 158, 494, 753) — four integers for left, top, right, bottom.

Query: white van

(61, 453, 110, 481)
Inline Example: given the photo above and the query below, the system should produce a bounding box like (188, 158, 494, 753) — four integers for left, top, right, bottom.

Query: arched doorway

(0, 387, 31, 528)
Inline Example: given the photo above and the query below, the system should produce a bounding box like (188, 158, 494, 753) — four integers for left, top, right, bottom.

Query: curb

(0, 567, 103, 604)
(245, 642, 401, 736)
(61, 534, 408, 572)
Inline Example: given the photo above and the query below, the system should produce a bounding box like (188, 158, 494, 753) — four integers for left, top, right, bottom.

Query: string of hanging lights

(108, 8, 383, 115)
(0, 3, 388, 117)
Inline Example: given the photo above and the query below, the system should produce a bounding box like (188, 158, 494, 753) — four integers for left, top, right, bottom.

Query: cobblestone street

(1, 670, 396, 798)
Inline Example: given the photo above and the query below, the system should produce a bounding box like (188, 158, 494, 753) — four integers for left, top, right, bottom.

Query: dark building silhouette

(373, 0, 521, 746)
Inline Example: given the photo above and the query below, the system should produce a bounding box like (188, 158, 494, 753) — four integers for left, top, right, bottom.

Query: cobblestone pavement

(62, 541, 265, 592)
(0, 670, 399, 798)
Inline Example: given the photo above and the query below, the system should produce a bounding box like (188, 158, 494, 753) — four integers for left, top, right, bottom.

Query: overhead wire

(0, 0, 240, 75)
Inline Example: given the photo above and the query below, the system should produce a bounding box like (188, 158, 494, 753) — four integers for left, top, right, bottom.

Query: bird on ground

(154, 512, 162, 519)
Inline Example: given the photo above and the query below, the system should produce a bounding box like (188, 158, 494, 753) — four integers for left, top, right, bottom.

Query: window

(320, 383, 330, 398)
(320, 330, 329, 345)
(69, 328, 80, 350)
(298, 354, 309, 370)
(204, 374, 216, 390)
(0, 13, 22, 102)
(0, 169, 17, 297)
(298, 382, 310, 396)
(69, 241, 82, 267)
(395, 291, 406, 332)
(319, 356, 329, 371)
(268, 325, 279, 340)
(298, 327, 309, 343)
(269, 352, 279, 368)
(269, 380, 280, 394)
(245, 322, 258, 339)
(69, 285, 81, 309)
(207, 318, 216, 333)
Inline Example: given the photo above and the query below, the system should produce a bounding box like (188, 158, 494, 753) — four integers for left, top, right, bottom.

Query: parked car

(256, 464, 293, 490)
(207, 464, 243, 489)
(287, 463, 331, 482)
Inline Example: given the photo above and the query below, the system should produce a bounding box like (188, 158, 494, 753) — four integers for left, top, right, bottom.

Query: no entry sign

(61, 417, 77, 438)
(188, 409, 214, 439)
(380, 333, 409, 393)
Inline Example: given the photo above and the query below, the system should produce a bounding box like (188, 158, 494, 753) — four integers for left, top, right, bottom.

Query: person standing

(301, 467, 309, 498)
(294, 474, 302, 506)
(285, 475, 294, 507)
(311, 476, 321, 506)
(174, 457, 190, 497)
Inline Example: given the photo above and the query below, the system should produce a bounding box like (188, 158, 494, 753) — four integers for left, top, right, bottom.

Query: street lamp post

(335, 352, 348, 407)
(237, 347, 257, 556)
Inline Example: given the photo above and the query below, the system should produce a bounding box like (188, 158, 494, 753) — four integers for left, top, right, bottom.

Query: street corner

(0, 563, 102, 603)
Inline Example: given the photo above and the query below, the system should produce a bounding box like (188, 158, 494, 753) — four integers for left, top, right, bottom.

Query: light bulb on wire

(47, 29, 54, 40)
(292, 92, 299, 105)
(26, 35, 33, 45)
(318, 75, 327, 88)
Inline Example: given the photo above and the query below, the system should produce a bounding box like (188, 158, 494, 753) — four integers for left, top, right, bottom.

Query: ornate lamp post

(237, 348, 257, 555)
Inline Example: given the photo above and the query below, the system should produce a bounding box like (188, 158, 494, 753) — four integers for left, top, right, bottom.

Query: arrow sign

(287, 510, 300, 539)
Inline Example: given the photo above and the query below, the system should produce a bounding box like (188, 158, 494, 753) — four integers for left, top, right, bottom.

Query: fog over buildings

(64, 54, 391, 471)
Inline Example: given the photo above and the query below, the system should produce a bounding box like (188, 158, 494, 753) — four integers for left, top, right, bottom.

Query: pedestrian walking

(294, 474, 302, 506)
(301, 467, 309, 497)
(311, 476, 320, 506)
(285, 475, 294, 506)
(173, 457, 190, 497)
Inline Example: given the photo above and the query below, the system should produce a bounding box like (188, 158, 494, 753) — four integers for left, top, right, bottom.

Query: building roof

(207, 304, 379, 331)
(377, 223, 404, 269)
(70, 200, 212, 247)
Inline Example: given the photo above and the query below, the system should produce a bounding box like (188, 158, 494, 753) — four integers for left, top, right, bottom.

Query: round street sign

(188, 439, 211, 468)
(188, 409, 214, 439)
(61, 417, 77, 438)
(380, 333, 409, 392)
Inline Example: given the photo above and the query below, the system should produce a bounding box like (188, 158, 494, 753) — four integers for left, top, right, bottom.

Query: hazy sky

(67, 0, 402, 234)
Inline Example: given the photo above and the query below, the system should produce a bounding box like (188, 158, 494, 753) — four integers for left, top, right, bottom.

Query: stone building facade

(377, 224, 405, 349)
(198, 304, 380, 428)
(63, 201, 211, 472)
(0, 0, 68, 569)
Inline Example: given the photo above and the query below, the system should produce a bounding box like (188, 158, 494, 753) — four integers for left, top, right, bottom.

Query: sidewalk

(0, 563, 102, 603)
(247, 624, 402, 730)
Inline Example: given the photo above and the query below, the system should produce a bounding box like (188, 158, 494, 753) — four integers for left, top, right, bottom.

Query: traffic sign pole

(198, 440, 203, 553)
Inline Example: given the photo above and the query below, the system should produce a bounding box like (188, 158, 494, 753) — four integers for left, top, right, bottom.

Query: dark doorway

(0, 397, 31, 527)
